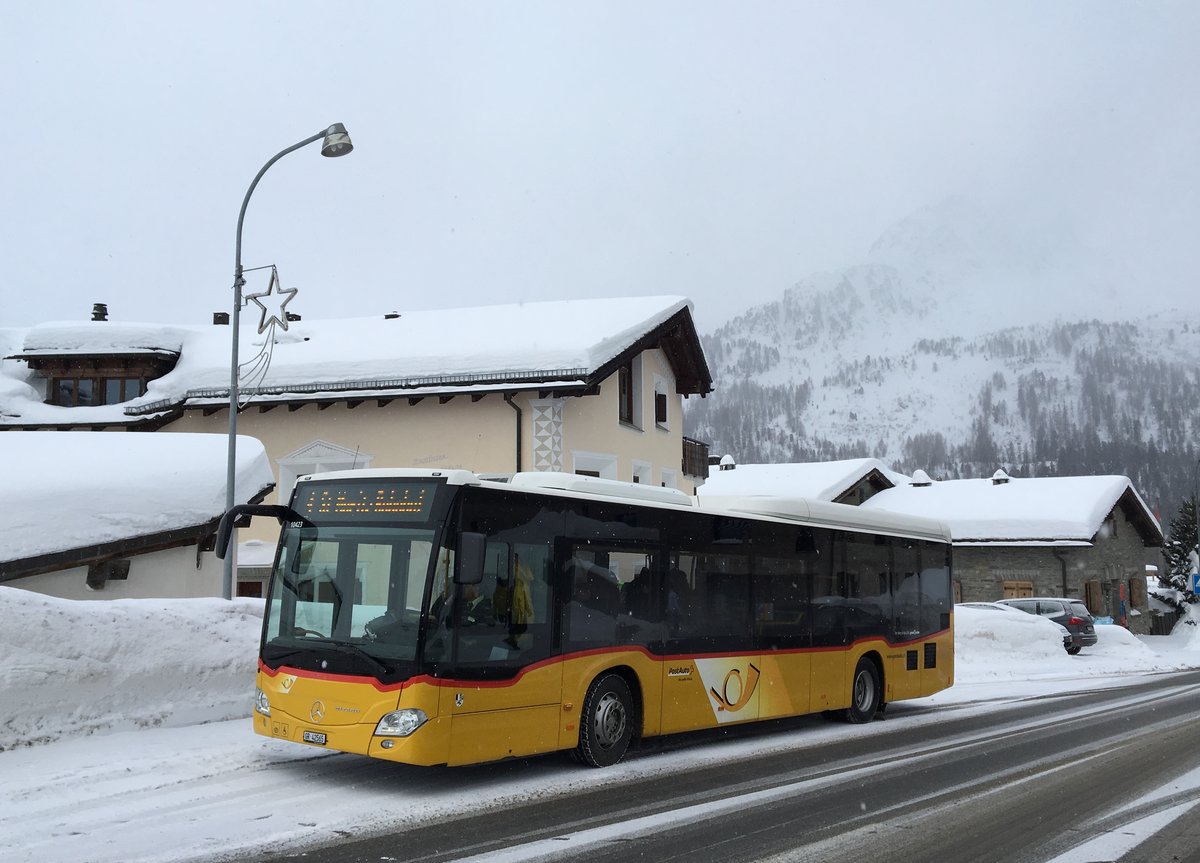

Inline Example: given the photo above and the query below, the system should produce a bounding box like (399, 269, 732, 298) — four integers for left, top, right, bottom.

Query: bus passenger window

(564, 554, 620, 645)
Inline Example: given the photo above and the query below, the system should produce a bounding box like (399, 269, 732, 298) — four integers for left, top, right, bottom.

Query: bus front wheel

(843, 657, 881, 724)
(575, 673, 634, 768)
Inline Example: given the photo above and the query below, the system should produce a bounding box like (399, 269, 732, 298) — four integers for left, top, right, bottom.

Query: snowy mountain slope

(686, 200, 1200, 521)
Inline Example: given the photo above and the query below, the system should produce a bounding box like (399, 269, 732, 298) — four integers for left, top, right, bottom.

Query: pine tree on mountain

(1156, 496, 1199, 609)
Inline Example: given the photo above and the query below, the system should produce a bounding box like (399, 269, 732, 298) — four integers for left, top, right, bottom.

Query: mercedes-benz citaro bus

(216, 469, 953, 768)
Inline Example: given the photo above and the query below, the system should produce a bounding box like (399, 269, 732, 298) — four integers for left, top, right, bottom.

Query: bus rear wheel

(575, 673, 634, 768)
(843, 657, 881, 724)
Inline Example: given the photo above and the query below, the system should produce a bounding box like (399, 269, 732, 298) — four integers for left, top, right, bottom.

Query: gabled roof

(0, 296, 712, 428)
(698, 458, 907, 503)
(0, 432, 275, 580)
(860, 474, 1163, 546)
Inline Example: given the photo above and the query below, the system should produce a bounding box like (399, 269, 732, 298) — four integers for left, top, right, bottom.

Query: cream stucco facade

(11, 544, 226, 601)
(166, 348, 702, 549)
(2, 297, 713, 597)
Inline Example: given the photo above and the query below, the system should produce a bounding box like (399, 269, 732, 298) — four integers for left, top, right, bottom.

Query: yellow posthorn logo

(709, 663, 761, 712)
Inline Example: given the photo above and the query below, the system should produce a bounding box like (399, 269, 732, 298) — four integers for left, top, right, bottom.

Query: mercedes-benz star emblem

(309, 700, 326, 723)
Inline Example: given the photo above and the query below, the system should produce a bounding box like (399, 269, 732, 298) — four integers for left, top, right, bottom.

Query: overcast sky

(4, 2, 1197, 334)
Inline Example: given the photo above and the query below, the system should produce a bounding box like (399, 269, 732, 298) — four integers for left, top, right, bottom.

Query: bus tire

(575, 673, 634, 768)
(843, 657, 881, 724)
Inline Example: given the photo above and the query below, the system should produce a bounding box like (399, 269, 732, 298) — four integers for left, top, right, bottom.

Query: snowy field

(2, 587, 1199, 863)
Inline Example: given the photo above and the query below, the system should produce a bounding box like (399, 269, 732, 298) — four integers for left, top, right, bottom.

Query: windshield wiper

(267, 637, 394, 676)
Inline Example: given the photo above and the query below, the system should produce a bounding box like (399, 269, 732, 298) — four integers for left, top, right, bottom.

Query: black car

(997, 597, 1098, 654)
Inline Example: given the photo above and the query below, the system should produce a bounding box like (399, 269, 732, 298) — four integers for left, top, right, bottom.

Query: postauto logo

(694, 658, 761, 723)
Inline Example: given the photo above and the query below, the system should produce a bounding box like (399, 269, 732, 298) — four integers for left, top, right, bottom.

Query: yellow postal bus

(218, 469, 953, 767)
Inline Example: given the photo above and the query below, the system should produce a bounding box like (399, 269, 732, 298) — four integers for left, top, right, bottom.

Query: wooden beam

(317, 401, 334, 411)
(258, 404, 278, 413)
(408, 396, 424, 406)
(377, 398, 393, 408)
(439, 395, 454, 405)
(347, 399, 364, 410)
(202, 406, 221, 417)
(471, 393, 485, 403)
(287, 403, 304, 413)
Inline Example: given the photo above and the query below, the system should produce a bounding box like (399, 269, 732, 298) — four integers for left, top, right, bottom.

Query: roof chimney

(910, 469, 933, 487)
(719, 454, 736, 471)
(91, 303, 108, 322)
(213, 312, 230, 325)
(992, 469, 1011, 485)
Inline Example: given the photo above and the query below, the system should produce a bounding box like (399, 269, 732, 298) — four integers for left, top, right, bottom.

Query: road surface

(247, 670, 1200, 863)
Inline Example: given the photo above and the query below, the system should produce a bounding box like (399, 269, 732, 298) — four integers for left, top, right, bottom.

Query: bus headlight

(254, 687, 271, 716)
(375, 709, 428, 737)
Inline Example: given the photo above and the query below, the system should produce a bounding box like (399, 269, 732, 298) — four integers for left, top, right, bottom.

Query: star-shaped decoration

(245, 267, 298, 333)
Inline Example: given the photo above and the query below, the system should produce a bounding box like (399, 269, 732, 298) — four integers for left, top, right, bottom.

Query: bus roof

(697, 495, 952, 544)
(294, 468, 952, 544)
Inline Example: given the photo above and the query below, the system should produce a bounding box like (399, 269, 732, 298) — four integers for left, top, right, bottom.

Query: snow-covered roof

(861, 474, 1162, 545)
(0, 296, 710, 427)
(17, 321, 188, 355)
(0, 432, 275, 567)
(699, 458, 908, 502)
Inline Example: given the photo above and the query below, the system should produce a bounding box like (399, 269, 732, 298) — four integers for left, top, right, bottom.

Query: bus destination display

(294, 482, 436, 522)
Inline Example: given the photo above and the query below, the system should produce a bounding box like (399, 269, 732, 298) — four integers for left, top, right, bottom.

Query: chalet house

(0, 432, 274, 599)
(863, 470, 1163, 634)
(699, 456, 904, 505)
(1, 297, 713, 594)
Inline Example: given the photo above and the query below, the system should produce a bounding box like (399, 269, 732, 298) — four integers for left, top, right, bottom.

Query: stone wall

(953, 501, 1155, 634)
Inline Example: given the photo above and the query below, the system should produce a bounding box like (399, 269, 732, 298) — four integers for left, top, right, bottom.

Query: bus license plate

(302, 730, 327, 745)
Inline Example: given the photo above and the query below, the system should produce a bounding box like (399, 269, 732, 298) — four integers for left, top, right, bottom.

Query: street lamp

(223, 123, 354, 600)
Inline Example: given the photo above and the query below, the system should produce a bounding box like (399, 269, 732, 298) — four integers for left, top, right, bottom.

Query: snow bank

(4, 587, 1199, 751)
(0, 587, 263, 749)
(953, 603, 1200, 683)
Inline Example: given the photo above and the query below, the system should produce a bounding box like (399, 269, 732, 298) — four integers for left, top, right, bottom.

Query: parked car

(958, 602, 1074, 653)
(996, 597, 1098, 654)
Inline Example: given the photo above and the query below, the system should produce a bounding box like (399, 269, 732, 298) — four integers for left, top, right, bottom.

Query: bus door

(660, 549, 761, 734)
(752, 551, 813, 720)
(808, 532, 849, 711)
(431, 491, 563, 765)
(558, 542, 668, 735)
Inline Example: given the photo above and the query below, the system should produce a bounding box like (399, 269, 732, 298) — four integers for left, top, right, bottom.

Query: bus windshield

(263, 524, 440, 673)
(261, 479, 454, 678)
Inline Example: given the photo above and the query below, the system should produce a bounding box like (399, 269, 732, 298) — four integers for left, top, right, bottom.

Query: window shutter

(618, 364, 633, 424)
(1002, 580, 1033, 599)
(1130, 577, 1147, 608)
(1085, 580, 1103, 614)
(655, 392, 667, 424)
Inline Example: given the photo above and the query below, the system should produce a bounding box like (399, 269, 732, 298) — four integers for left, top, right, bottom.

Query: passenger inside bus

(622, 567, 654, 619)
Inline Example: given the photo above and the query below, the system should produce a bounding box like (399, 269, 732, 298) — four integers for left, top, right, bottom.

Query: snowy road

(245, 670, 1200, 863)
(5, 671, 1200, 863)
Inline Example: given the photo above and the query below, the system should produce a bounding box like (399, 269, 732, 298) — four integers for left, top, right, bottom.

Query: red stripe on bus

(258, 628, 949, 691)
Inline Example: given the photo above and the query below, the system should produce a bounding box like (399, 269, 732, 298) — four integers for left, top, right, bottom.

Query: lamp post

(223, 123, 354, 600)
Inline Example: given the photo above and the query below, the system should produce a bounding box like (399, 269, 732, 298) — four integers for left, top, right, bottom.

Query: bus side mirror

(455, 532, 487, 586)
(215, 505, 293, 559)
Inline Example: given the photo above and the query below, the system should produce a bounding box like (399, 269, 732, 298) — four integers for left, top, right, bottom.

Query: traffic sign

(1192, 573, 1200, 594)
